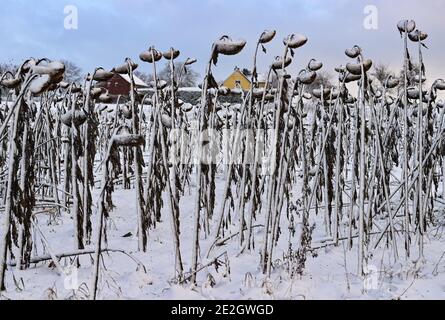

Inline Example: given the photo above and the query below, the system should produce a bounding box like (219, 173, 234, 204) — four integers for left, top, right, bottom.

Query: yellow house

(223, 67, 251, 91)
(223, 67, 267, 90)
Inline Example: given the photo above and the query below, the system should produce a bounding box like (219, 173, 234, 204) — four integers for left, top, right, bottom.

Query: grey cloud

(0, 0, 444, 83)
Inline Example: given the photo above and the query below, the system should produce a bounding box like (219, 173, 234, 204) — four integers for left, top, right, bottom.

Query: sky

(1, 0, 445, 84)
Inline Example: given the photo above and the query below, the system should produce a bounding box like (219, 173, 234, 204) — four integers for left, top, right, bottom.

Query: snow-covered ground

(1, 177, 445, 300)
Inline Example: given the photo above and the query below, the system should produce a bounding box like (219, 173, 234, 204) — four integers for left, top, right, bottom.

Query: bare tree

(157, 61, 199, 87)
(398, 62, 421, 88)
(0, 61, 18, 101)
(134, 70, 151, 84)
(307, 70, 333, 90)
(0, 61, 18, 74)
(60, 59, 83, 84)
(372, 62, 395, 85)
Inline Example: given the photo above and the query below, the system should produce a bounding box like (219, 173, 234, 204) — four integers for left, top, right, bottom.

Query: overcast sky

(1, 0, 444, 83)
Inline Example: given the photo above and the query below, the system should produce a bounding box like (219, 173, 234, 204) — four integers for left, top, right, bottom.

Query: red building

(96, 73, 149, 96)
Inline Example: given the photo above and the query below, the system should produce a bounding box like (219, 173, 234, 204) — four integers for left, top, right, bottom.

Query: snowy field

(1, 174, 445, 300)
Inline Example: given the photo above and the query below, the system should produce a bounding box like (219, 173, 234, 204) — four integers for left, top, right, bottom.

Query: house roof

(119, 74, 149, 87)
(223, 68, 251, 85)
